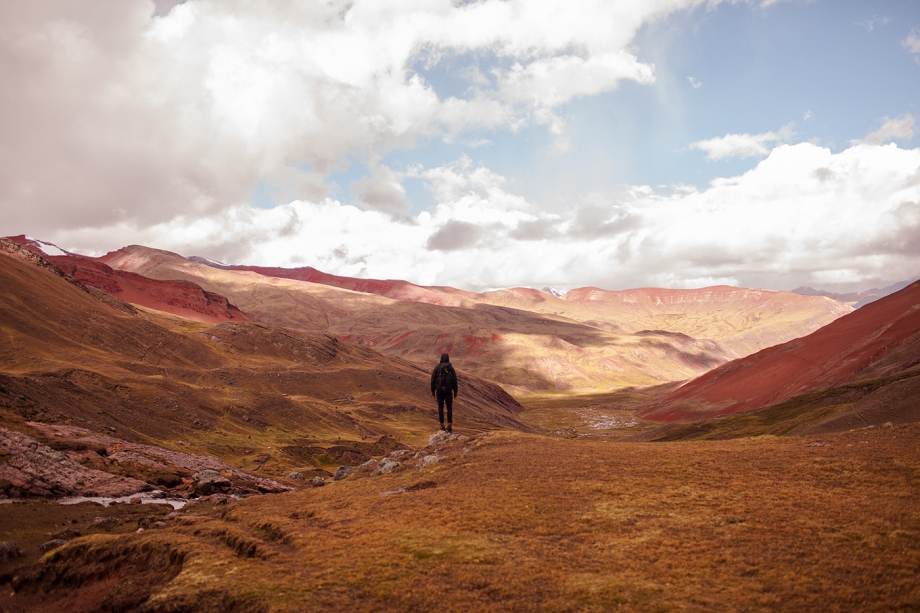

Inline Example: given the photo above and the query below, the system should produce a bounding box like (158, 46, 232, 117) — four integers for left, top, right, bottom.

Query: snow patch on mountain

(23, 236, 69, 257)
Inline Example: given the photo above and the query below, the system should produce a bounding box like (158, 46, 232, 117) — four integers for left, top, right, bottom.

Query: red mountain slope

(180, 260, 484, 308)
(6, 236, 248, 324)
(92, 244, 850, 394)
(641, 280, 920, 421)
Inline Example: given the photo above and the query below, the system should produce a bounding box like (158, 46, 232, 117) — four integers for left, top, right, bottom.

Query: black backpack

(436, 364, 454, 392)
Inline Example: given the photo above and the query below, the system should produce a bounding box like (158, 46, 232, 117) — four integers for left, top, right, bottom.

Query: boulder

(286, 471, 305, 480)
(418, 455, 443, 470)
(0, 541, 24, 563)
(333, 466, 357, 481)
(256, 478, 293, 494)
(192, 469, 231, 495)
(52, 528, 81, 539)
(40, 539, 68, 552)
(310, 476, 325, 487)
(371, 458, 401, 476)
(387, 449, 414, 462)
(427, 431, 465, 447)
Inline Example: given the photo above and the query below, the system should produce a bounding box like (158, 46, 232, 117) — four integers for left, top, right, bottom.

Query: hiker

(430, 353, 458, 433)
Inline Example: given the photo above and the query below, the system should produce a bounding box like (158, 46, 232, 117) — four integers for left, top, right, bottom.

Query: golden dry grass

(5, 425, 918, 612)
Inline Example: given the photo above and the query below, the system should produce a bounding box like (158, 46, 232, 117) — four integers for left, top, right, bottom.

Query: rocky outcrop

(0, 427, 149, 497)
(192, 470, 231, 496)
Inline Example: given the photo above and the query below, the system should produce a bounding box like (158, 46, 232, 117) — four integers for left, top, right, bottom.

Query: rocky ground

(0, 423, 293, 503)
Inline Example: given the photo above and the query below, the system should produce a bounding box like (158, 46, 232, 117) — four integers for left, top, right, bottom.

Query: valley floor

(2, 424, 918, 612)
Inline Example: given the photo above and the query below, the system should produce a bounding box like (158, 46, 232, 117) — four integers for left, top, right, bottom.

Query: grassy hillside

(3, 427, 918, 611)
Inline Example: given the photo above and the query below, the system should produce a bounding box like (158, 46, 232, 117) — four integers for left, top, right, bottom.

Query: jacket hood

(440, 353, 450, 363)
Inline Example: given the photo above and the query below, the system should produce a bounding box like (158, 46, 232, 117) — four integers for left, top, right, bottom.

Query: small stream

(58, 491, 189, 509)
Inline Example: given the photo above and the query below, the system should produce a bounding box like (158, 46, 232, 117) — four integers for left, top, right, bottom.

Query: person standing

(430, 353, 458, 432)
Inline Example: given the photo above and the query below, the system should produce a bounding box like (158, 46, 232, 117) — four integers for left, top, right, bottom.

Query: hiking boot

(439, 423, 446, 431)
(447, 424, 453, 433)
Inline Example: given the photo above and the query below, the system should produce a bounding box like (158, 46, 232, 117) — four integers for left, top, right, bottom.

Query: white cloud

(0, 0, 730, 236)
(687, 76, 702, 89)
(350, 164, 408, 213)
(902, 28, 920, 57)
(851, 115, 916, 146)
(689, 124, 795, 160)
(50, 142, 920, 293)
(856, 16, 890, 32)
(803, 110, 814, 121)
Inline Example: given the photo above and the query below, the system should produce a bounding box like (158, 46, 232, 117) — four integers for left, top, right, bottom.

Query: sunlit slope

(97, 245, 850, 394)
(0, 241, 532, 462)
(641, 279, 920, 423)
(195, 257, 851, 360)
(482, 285, 851, 358)
(98, 246, 738, 392)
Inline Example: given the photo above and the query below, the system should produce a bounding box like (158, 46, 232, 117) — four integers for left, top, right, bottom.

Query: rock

(40, 539, 68, 552)
(418, 455, 443, 469)
(153, 521, 167, 528)
(310, 476, 325, 487)
(882, 422, 894, 428)
(192, 469, 231, 495)
(130, 497, 143, 504)
(427, 431, 465, 447)
(92, 516, 121, 528)
(137, 516, 154, 529)
(201, 493, 234, 504)
(387, 449, 414, 462)
(333, 466, 357, 481)
(286, 471, 305, 480)
(358, 459, 378, 471)
(0, 427, 148, 497)
(371, 458, 401, 476)
(52, 528, 81, 539)
(0, 541, 24, 563)
(255, 478, 293, 494)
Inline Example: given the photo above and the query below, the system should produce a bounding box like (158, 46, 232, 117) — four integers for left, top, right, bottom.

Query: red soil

(642, 280, 920, 421)
(5, 236, 247, 324)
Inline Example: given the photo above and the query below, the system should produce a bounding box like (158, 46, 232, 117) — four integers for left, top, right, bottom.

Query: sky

(1, 0, 919, 293)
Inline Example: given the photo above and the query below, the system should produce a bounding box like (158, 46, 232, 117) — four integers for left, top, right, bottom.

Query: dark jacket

(430, 354, 458, 394)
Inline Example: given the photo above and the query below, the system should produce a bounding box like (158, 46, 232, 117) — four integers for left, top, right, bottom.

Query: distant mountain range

(5, 235, 850, 395)
(792, 279, 918, 308)
(2, 233, 918, 443)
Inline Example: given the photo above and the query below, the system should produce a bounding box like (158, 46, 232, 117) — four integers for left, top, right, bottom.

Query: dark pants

(436, 389, 453, 424)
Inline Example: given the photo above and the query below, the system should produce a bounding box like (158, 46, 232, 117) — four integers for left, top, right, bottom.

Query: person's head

(440, 353, 450, 363)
